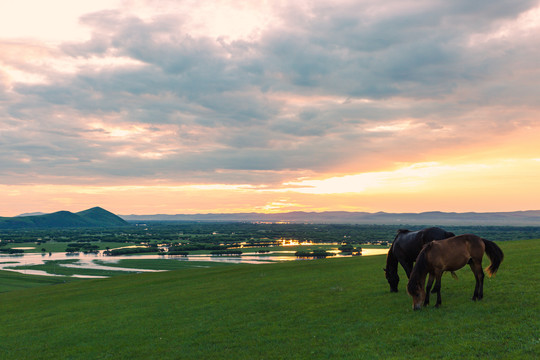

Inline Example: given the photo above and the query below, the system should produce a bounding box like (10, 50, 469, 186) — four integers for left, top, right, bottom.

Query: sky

(1, 0, 540, 216)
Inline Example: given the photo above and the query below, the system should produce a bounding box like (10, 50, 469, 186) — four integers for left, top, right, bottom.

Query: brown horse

(384, 227, 455, 292)
(407, 234, 504, 310)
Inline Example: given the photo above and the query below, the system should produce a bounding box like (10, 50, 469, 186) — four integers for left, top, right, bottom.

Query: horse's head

(407, 248, 430, 310)
(384, 268, 399, 292)
(407, 281, 426, 310)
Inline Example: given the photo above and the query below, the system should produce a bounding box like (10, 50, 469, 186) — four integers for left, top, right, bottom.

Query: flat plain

(1, 239, 538, 359)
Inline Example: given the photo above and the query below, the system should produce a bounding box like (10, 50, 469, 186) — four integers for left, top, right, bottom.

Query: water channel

(0, 248, 389, 278)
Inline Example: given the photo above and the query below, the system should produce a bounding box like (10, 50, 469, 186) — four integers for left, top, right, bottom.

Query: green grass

(0, 270, 80, 292)
(5, 260, 135, 277)
(0, 240, 538, 359)
(0, 259, 233, 291)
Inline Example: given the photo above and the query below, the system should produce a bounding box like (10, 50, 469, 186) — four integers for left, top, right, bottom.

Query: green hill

(0, 239, 537, 359)
(0, 207, 128, 229)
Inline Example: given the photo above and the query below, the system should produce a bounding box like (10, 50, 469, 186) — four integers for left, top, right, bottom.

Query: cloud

(1, 0, 540, 189)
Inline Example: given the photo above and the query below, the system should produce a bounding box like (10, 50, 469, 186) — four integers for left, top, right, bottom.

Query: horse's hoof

(435, 304, 441, 308)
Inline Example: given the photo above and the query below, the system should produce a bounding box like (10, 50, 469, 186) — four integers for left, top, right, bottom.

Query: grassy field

(5, 259, 137, 278)
(0, 270, 81, 292)
(0, 239, 538, 359)
(0, 258, 235, 282)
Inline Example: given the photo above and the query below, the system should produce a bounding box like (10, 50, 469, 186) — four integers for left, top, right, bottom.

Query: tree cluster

(106, 245, 158, 256)
(65, 242, 100, 253)
(295, 250, 334, 258)
(210, 250, 243, 256)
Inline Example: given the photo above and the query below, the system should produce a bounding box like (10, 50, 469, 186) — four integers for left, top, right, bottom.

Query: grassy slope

(5, 260, 137, 277)
(1, 240, 538, 360)
(0, 270, 80, 292)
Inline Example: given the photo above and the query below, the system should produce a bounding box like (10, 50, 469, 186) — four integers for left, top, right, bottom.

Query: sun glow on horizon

(1, 155, 539, 217)
(282, 162, 479, 195)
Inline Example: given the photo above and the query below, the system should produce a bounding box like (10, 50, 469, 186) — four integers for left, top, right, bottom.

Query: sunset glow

(1, 1, 540, 216)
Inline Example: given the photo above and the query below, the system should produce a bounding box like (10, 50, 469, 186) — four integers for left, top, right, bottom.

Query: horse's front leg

(433, 274, 443, 308)
(424, 273, 435, 307)
(399, 260, 413, 279)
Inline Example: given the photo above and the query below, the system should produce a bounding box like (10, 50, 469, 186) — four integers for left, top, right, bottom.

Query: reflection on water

(0, 247, 389, 278)
(357, 248, 389, 256)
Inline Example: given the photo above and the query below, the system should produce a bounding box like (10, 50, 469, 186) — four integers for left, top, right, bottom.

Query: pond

(0, 248, 389, 278)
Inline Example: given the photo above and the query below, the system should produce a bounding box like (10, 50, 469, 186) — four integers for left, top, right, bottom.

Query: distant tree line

(0, 248, 24, 254)
(0, 223, 539, 250)
(168, 244, 228, 252)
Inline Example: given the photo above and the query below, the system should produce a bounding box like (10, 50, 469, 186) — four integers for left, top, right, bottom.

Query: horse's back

(461, 234, 486, 258)
(393, 230, 424, 262)
(394, 227, 454, 262)
(422, 227, 455, 241)
(428, 234, 485, 271)
(445, 234, 484, 251)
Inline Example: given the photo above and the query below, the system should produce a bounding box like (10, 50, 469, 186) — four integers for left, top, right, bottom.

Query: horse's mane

(386, 239, 395, 258)
(407, 243, 432, 296)
(385, 240, 397, 270)
(397, 229, 410, 234)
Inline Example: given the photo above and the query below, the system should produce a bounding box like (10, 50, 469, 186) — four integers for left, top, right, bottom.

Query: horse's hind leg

(469, 260, 485, 301)
(424, 273, 435, 306)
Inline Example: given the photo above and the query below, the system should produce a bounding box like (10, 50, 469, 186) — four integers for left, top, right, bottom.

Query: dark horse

(384, 227, 455, 292)
(407, 234, 504, 310)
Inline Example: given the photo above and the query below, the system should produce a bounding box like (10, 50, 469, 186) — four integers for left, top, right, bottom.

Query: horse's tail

(407, 244, 430, 296)
(482, 239, 504, 277)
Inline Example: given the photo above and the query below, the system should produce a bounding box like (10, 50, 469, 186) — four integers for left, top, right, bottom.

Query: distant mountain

(16, 212, 47, 217)
(0, 207, 129, 229)
(120, 210, 540, 225)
